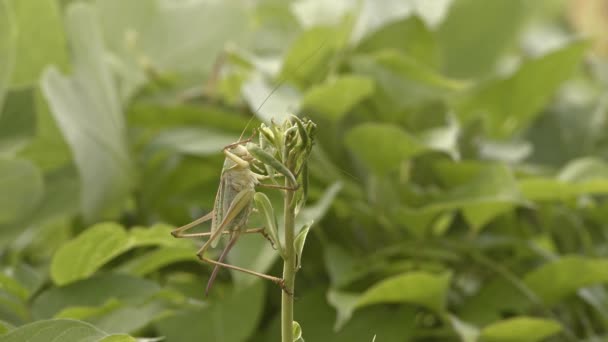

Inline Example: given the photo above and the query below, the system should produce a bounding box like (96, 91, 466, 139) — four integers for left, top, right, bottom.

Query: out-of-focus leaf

(41, 3, 135, 222)
(7, 0, 68, 87)
(99, 335, 135, 342)
(262, 288, 416, 341)
(449, 315, 480, 342)
(242, 73, 301, 123)
(351, 50, 465, 108)
(96, 0, 250, 99)
(345, 123, 428, 174)
(520, 158, 608, 201)
(118, 247, 196, 276)
(51, 223, 130, 286)
(0, 159, 43, 224)
(18, 89, 72, 171)
(524, 256, 608, 305)
(0, 89, 36, 156)
(0, 0, 16, 113)
(356, 16, 439, 68)
(558, 157, 608, 182)
(291, 0, 353, 28)
(423, 161, 526, 231)
(0, 319, 132, 342)
(32, 273, 160, 319)
(351, 0, 452, 42)
(51, 223, 184, 285)
(438, 0, 526, 78)
(456, 40, 588, 138)
(147, 127, 237, 156)
(279, 26, 343, 88)
(328, 271, 451, 330)
(155, 282, 264, 342)
(0, 320, 13, 334)
(54, 298, 122, 320)
(480, 317, 562, 342)
(302, 75, 374, 120)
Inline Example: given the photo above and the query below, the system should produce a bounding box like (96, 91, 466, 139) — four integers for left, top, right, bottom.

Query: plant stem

(281, 178, 296, 342)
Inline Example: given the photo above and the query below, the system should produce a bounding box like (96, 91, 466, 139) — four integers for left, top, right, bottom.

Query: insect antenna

(236, 38, 330, 141)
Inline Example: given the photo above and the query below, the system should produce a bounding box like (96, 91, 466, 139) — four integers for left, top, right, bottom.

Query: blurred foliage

(1, 0, 608, 341)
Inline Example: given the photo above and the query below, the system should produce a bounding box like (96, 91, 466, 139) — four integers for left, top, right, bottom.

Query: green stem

(281, 179, 296, 342)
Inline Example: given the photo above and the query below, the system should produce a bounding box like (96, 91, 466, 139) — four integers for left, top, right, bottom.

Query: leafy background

(1, 0, 608, 341)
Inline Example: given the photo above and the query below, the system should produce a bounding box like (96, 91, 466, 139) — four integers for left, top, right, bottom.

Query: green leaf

(118, 247, 196, 277)
(0, 320, 13, 334)
(422, 161, 526, 231)
(98, 335, 136, 342)
(147, 127, 237, 157)
(350, 50, 465, 108)
(241, 74, 300, 123)
(41, 3, 135, 222)
(0, 159, 43, 224)
(51, 223, 130, 286)
(438, 0, 526, 78)
(302, 75, 374, 120)
(328, 271, 451, 330)
(0, 319, 129, 342)
(279, 27, 340, 88)
(524, 256, 608, 305)
(294, 223, 312, 269)
(253, 192, 283, 256)
(51, 223, 184, 285)
(449, 315, 480, 342)
(457, 40, 589, 138)
(293, 321, 303, 342)
(0, 89, 36, 156)
(7, 0, 68, 87)
(32, 273, 160, 319)
(520, 158, 608, 201)
(263, 288, 416, 341)
(0, 0, 16, 113)
(156, 282, 264, 342)
(345, 123, 428, 174)
(54, 298, 122, 320)
(480, 317, 562, 342)
(356, 16, 439, 68)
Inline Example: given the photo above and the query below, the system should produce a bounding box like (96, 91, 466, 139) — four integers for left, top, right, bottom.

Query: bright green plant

(2, 1, 608, 341)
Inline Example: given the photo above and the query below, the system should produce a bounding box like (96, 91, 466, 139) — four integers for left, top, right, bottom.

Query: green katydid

(171, 131, 299, 295)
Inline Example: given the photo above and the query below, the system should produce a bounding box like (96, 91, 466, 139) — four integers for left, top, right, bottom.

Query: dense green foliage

(1, 0, 608, 341)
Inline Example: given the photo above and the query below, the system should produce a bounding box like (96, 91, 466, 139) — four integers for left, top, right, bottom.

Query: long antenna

(237, 38, 330, 140)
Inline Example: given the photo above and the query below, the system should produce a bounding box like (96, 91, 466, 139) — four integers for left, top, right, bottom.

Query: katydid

(171, 135, 297, 295)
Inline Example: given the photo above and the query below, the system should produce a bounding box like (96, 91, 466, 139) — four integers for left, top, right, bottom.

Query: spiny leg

(198, 255, 290, 294)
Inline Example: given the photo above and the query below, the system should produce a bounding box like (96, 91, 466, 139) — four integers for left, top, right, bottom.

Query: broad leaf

(41, 3, 135, 221)
(480, 317, 562, 342)
(7, 0, 68, 87)
(328, 271, 451, 330)
(345, 123, 428, 174)
(302, 75, 374, 120)
(524, 256, 608, 305)
(0, 319, 134, 342)
(457, 40, 588, 138)
(0, 159, 43, 224)
(32, 273, 160, 319)
(0, 0, 15, 113)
